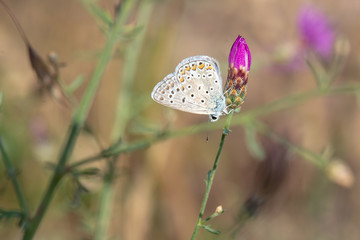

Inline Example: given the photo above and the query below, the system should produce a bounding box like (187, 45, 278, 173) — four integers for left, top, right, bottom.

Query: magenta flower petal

(228, 35, 251, 71)
(297, 5, 335, 59)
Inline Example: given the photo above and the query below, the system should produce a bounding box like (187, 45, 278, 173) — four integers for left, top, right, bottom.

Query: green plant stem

(191, 111, 233, 240)
(234, 83, 360, 123)
(69, 83, 360, 170)
(0, 136, 29, 219)
(93, 1, 153, 239)
(112, 0, 153, 140)
(251, 119, 328, 168)
(21, 2, 135, 238)
(94, 159, 116, 240)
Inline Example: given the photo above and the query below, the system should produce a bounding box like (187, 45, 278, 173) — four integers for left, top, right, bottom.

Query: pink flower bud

(224, 35, 251, 111)
(229, 35, 252, 71)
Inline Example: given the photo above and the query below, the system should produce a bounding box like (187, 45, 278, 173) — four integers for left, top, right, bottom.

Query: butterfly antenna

(0, 0, 30, 46)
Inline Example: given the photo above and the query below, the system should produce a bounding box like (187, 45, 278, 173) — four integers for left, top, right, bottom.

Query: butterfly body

(151, 56, 226, 121)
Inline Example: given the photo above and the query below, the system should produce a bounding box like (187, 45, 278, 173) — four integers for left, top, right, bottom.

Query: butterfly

(151, 56, 227, 121)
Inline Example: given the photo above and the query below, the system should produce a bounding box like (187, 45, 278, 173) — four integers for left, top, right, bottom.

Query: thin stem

(93, 1, 153, 239)
(0, 136, 29, 219)
(0, 0, 30, 46)
(111, 0, 154, 140)
(94, 159, 116, 240)
(21, 1, 134, 238)
(234, 83, 360, 122)
(191, 112, 233, 240)
(69, 82, 360, 170)
(252, 119, 328, 168)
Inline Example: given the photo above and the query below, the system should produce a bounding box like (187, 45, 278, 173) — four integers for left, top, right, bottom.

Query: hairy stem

(191, 111, 233, 240)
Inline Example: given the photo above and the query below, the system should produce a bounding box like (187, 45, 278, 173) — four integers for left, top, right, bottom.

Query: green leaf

(121, 25, 144, 40)
(201, 224, 221, 235)
(0, 209, 24, 222)
(77, 167, 100, 176)
(80, 0, 113, 27)
(66, 75, 85, 94)
(244, 124, 265, 160)
(305, 53, 329, 88)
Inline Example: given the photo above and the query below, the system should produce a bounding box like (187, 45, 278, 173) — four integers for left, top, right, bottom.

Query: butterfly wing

(151, 73, 213, 114)
(151, 56, 225, 115)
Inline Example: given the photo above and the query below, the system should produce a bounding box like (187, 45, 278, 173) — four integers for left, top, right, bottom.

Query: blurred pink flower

(297, 5, 335, 59)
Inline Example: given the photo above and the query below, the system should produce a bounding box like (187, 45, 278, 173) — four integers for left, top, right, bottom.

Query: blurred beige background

(1, 0, 360, 239)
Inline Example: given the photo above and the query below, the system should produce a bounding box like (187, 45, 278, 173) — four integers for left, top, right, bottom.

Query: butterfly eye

(211, 115, 218, 121)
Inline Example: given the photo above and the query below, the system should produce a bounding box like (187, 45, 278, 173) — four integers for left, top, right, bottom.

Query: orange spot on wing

(198, 63, 205, 69)
(191, 65, 196, 70)
(179, 77, 184, 82)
